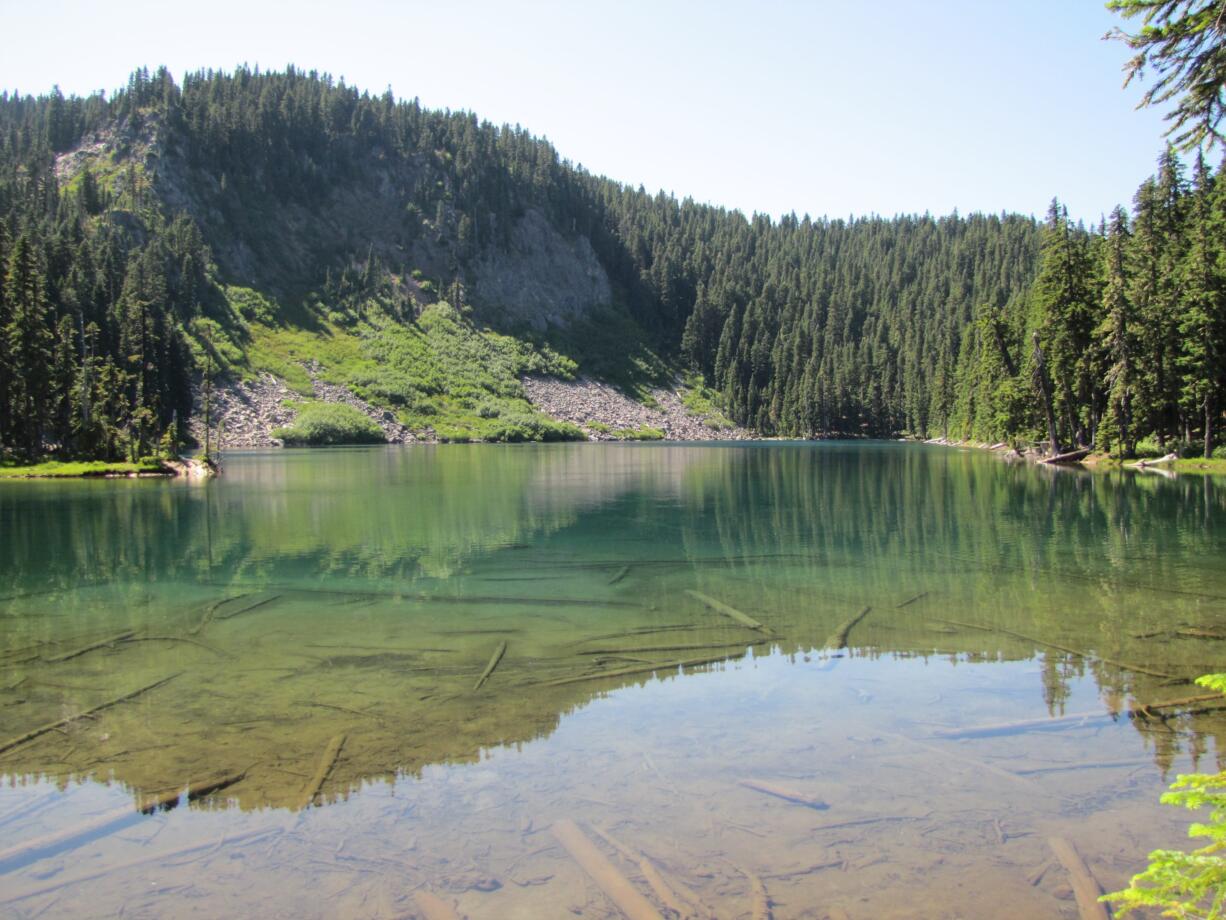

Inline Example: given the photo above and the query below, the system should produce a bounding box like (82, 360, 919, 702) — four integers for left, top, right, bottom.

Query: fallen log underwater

(0, 826, 281, 907)
(1047, 836, 1109, 920)
(933, 618, 1183, 681)
(934, 693, 1226, 739)
(473, 641, 507, 691)
(0, 769, 247, 872)
(551, 818, 663, 920)
(738, 778, 829, 810)
(297, 734, 346, 810)
(539, 654, 739, 688)
(685, 590, 771, 633)
(823, 606, 871, 650)
(0, 673, 181, 757)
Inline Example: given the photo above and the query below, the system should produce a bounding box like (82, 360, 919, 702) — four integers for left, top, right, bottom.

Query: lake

(1, 442, 1224, 918)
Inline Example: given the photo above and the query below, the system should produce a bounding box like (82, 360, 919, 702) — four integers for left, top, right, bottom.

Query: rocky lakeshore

(191, 371, 416, 448)
(521, 376, 753, 441)
(191, 366, 751, 448)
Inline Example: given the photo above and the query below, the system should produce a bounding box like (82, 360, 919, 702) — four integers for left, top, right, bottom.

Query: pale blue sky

(0, 0, 1185, 223)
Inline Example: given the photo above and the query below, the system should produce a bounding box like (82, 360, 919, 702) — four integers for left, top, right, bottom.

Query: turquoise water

(0, 442, 1223, 918)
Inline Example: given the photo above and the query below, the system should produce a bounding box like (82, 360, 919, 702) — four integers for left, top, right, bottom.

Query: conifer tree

(4, 236, 53, 456)
(1177, 153, 1225, 456)
(1098, 206, 1139, 457)
(1030, 200, 1096, 448)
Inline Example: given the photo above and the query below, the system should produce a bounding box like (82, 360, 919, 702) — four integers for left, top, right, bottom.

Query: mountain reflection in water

(0, 443, 1222, 918)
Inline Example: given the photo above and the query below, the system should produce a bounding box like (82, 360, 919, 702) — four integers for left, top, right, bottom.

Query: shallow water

(0, 442, 1224, 918)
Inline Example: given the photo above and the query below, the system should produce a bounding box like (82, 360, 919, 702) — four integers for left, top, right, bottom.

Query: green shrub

(613, 425, 665, 441)
(1134, 436, 1167, 459)
(435, 425, 473, 443)
(1212, 445, 1226, 460)
(1104, 673, 1226, 918)
(483, 413, 585, 443)
(272, 402, 385, 446)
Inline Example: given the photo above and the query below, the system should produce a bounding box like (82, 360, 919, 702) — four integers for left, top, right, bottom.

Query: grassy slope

(228, 292, 590, 442)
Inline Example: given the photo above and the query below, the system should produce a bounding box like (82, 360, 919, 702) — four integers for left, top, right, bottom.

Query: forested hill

(0, 67, 1066, 457)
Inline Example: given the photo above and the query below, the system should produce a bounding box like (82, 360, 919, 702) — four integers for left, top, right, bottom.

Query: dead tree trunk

(1031, 333, 1061, 458)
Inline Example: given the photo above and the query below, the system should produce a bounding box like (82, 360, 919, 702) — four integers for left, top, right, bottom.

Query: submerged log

(541, 655, 733, 687)
(473, 641, 508, 691)
(934, 711, 1110, 739)
(579, 640, 767, 656)
(120, 635, 227, 656)
(137, 769, 248, 813)
(42, 630, 135, 663)
(567, 624, 717, 645)
(738, 778, 828, 810)
(1174, 628, 1226, 640)
(685, 590, 770, 632)
(608, 565, 632, 585)
(824, 607, 871, 650)
(0, 673, 180, 756)
(198, 581, 644, 608)
(1047, 837, 1109, 920)
(0, 806, 138, 872)
(588, 824, 705, 920)
(744, 866, 773, 920)
(550, 819, 663, 920)
(935, 618, 1180, 680)
(189, 594, 248, 635)
(297, 734, 346, 810)
(1012, 759, 1151, 776)
(876, 730, 1057, 799)
(0, 826, 280, 906)
(214, 593, 282, 621)
(638, 857, 694, 920)
(0, 770, 246, 871)
(413, 890, 464, 920)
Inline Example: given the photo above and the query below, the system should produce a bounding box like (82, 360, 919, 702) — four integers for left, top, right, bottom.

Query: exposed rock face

(473, 209, 612, 328)
(147, 126, 613, 325)
(522, 376, 753, 441)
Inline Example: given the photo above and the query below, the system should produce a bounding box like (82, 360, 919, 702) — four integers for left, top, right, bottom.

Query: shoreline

(194, 371, 754, 449)
(919, 436, 1226, 477)
(0, 458, 216, 481)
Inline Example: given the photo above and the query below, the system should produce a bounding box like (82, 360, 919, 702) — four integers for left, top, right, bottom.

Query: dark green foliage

(1107, 0, 1226, 150)
(1, 66, 1216, 458)
(0, 66, 1048, 452)
(271, 402, 385, 446)
(958, 150, 1226, 457)
(1098, 206, 1140, 456)
(468, 412, 585, 443)
(0, 78, 201, 460)
(1177, 154, 1226, 457)
(1030, 199, 1098, 449)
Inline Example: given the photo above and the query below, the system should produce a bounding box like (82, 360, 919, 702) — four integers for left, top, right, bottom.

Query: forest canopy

(0, 66, 1221, 459)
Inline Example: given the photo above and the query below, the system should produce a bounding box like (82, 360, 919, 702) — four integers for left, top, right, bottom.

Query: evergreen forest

(0, 66, 1222, 459)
